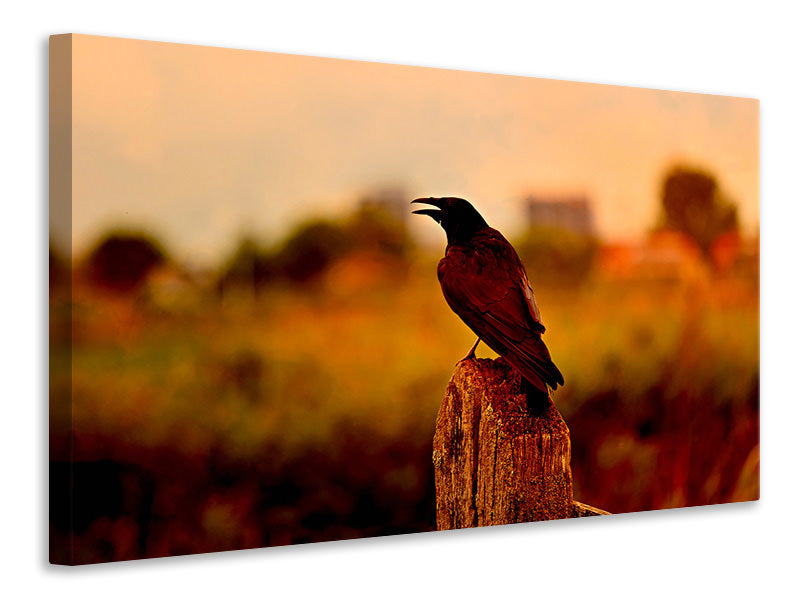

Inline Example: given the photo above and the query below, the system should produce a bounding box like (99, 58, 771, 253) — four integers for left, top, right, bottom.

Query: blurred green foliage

(658, 165, 740, 259)
(218, 203, 412, 291)
(84, 230, 167, 293)
(345, 203, 413, 259)
(515, 225, 599, 286)
(274, 219, 352, 284)
(217, 237, 277, 291)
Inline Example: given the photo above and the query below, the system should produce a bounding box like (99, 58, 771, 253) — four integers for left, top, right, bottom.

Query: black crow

(412, 197, 564, 401)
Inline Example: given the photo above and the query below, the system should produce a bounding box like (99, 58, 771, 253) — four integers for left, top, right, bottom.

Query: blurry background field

(50, 183, 758, 563)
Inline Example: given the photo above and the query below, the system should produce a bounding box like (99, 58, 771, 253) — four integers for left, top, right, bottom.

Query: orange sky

(54, 34, 759, 266)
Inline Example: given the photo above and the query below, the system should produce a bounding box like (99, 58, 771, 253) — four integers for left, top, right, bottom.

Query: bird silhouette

(412, 197, 564, 404)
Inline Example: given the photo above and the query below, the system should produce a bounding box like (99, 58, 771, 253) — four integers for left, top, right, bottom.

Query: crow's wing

(438, 230, 564, 393)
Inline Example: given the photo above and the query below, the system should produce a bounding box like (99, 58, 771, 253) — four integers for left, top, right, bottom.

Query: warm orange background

(50, 35, 759, 565)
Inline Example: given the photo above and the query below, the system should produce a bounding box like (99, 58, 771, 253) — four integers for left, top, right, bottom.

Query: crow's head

(411, 197, 489, 245)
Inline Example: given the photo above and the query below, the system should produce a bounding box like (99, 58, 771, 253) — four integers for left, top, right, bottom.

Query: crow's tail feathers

(515, 336, 563, 415)
(522, 377, 551, 415)
(518, 334, 564, 390)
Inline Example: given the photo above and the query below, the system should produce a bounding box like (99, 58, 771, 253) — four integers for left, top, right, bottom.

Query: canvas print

(49, 34, 759, 565)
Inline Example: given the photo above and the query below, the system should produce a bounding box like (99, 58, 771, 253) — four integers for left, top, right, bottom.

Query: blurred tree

(275, 219, 352, 284)
(346, 203, 413, 259)
(217, 237, 276, 293)
(216, 198, 417, 292)
(85, 231, 166, 293)
(658, 165, 739, 260)
(516, 226, 598, 287)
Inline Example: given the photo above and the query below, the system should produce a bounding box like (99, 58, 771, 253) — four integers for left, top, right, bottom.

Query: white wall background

(3, 1, 796, 597)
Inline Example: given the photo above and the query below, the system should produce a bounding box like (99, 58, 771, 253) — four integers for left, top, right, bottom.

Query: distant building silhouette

(524, 194, 596, 236)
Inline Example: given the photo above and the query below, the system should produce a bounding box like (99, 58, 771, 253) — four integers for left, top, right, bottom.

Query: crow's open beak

(411, 198, 444, 222)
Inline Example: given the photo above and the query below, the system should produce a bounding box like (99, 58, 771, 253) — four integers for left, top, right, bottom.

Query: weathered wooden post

(432, 357, 607, 529)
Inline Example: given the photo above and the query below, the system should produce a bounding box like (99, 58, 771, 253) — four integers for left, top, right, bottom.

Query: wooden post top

(433, 357, 608, 530)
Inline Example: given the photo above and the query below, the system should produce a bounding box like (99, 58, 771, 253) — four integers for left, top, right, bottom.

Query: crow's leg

(461, 337, 481, 361)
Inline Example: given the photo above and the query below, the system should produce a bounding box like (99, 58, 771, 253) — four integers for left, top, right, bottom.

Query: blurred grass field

(50, 249, 758, 563)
